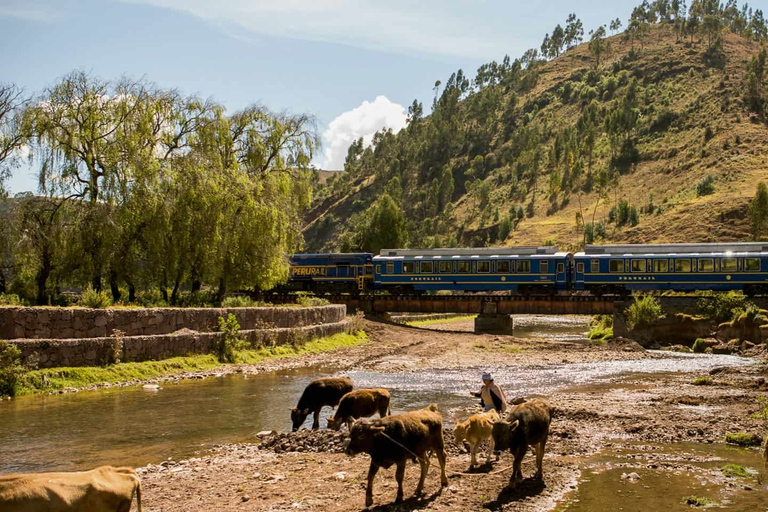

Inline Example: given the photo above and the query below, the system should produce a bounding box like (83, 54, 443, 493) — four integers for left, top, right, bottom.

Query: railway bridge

(266, 294, 721, 334)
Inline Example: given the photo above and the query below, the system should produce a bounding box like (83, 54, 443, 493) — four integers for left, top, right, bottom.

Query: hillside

(304, 15, 768, 253)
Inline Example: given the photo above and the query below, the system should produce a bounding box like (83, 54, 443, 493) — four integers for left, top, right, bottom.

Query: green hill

(304, 5, 768, 253)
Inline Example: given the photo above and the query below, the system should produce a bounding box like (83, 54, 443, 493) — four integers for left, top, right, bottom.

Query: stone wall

(12, 319, 350, 368)
(0, 305, 346, 340)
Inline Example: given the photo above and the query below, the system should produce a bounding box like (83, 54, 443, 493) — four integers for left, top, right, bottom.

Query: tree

(0, 83, 30, 197)
(610, 18, 623, 34)
(702, 13, 722, 48)
(588, 26, 608, 67)
(360, 194, 408, 253)
(746, 48, 767, 117)
(564, 14, 584, 49)
(750, 181, 768, 241)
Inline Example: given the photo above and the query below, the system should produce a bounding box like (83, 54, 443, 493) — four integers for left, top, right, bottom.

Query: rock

(608, 338, 645, 352)
(256, 430, 277, 438)
(621, 472, 641, 483)
(142, 384, 160, 390)
(241, 495, 251, 502)
(711, 344, 734, 355)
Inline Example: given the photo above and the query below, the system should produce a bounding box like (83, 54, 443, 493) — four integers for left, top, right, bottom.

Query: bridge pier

(474, 314, 514, 334)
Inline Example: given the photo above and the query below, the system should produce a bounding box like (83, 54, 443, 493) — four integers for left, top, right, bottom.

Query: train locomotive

(276, 243, 768, 296)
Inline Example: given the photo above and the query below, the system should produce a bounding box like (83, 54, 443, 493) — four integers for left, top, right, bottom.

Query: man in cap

(471, 372, 507, 414)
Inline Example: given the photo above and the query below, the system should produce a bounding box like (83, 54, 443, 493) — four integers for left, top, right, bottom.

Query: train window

(477, 261, 490, 273)
(675, 259, 691, 272)
(557, 263, 565, 274)
(745, 258, 761, 271)
(517, 260, 531, 273)
(609, 260, 624, 272)
(721, 258, 737, 272)
(497, 260, 511, 273)
(366, 266, 373, 275)
(439, 261, 452, 273)
(420, 261, 433, 273)
(386, 262, 394, 274)
(377, 265, 383, 274)
(653, 260, 668, 272)
(458, 261, 471, 273)
(403, 262, 415, 273)
(631, 260, 646, 272)
(698, 259, 714, 272)
(577, 262, 585, 273)
(591, 260, 599, 273)
(540, 261, 549, 274)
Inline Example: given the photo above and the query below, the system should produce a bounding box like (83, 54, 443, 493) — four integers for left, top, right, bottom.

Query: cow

(290, 376, 353, 431)
(491, 398, 552, 483)
(453, 409, 500, 468)
(0, 466, 142, 512)
(327, 388, 391, 431)
(345, 404, 448, 508)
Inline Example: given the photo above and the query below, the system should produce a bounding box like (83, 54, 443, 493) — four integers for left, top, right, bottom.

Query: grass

(724, 432, 763, 447)
(683, 495, 716, 507)
(405, 315, 477, 327)
(692, 376, 713, 386)
(473, 341, 522, 354)
(721, 463, 749, 478)
(16, 331, 367, 396)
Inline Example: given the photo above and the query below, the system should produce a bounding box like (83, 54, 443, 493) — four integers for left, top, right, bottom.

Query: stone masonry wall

(0, 305, 346, 340)
(11, 319, 350, 368)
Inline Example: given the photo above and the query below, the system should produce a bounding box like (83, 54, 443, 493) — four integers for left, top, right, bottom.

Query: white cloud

(121, 0, 503, 59)
(322, 95, 406, 170)
(0, 0, 66, 22)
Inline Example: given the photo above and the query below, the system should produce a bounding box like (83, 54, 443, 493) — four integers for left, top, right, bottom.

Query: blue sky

(1, 0, 639, 193)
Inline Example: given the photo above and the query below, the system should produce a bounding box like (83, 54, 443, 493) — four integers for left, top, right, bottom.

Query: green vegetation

(692, 376, 713, 385)
(13, 331, 367, 396)
(0, 293, 25, 306)
(405, 315, 477, 327)
(697, 291, 752, 323)
(295, 295, 331, 307)
(0, 341, 25, 397)
(749, 181, 768, 241)
(588, 314, 613, 340)
(752, 395, 768, 421)
(215, 314, 248, 363)
(303, 2, 768, 251)
(78, 287, 113, 309)
(721, 463, 749, 478)
(625, 294, 663, 330)
(724, 432, 763, 447)
(0, 74, 317, 306)
(692, 338, 708, 353)
(683, 495, 716, 507)
(220, 296, 270, 308)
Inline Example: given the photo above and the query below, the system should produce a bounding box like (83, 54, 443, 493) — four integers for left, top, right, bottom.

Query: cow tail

(135, 478, 143, 512)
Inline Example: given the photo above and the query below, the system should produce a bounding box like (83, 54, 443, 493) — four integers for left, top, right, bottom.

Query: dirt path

(139, 320, 768, 511)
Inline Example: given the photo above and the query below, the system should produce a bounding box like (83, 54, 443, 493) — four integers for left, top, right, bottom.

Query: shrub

(696, 174, 716, 196)
(0, 341, 25, 397)
(498, 215, 513, 241)
(109, 329, 124, 364)
(692, 376, 713, 386)
(724, 432, 763, 447)
(215, 314, 248, 363)
(346, 310, 366, 334)
(697, 291, 753, 323)
(692, 338, 708, 353)
(588, 315, 613, 340)
(221, 296, 269, 308)
(296, 295, 331, 307)
(626, 294, 663, 330)
(79, 287, 113, 309)
(752, 396, 768, 421)
(0, 293, 24, 306)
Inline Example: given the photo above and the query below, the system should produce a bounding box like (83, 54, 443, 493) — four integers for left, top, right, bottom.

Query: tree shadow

(364, 487, 443, 512)
(482, 477, 546, 511)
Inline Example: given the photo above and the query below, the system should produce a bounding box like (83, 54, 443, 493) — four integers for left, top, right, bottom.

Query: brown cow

(345, 404, 448, 507)
(491, 398, 552, 483)
(290, 376, 353, 431)
(453, 409, 500, 468)
(0, 466, 142, 512)
(327, 388, 391, 431)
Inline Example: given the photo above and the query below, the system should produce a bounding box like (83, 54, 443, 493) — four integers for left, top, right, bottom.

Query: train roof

(576, 243, 768, 257)
(291, 253, 372, 261)
(378, 247, 559, 257)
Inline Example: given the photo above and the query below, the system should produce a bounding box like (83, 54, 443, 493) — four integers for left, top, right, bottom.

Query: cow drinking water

(327, 388, 391, 431)
(290, 376, 353, 431)
(345, 404, 448, 508)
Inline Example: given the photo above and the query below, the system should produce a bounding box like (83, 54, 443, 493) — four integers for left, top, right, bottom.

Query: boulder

(628, 313, 711, 347)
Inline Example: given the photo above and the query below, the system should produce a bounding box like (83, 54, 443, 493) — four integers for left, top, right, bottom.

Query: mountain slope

(305, 22, 768, 252)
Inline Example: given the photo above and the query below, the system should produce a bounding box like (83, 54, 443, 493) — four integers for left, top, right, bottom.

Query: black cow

(345, 404, 448, 507)
(491, 398, 552, 483)
(290, 376, 353, 431)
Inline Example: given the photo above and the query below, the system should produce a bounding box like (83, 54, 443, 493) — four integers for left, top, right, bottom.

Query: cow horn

(371, 426, 385, 433)
(509, 419, 520, 431)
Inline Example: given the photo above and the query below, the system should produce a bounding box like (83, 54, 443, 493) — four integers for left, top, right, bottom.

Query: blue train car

(284, 253, 374, 293)
(573, 243, 768, 295)
(373, 247, 572, 293)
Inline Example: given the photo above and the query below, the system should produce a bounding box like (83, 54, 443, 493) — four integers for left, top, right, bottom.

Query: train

(277, 243, 768, 296)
